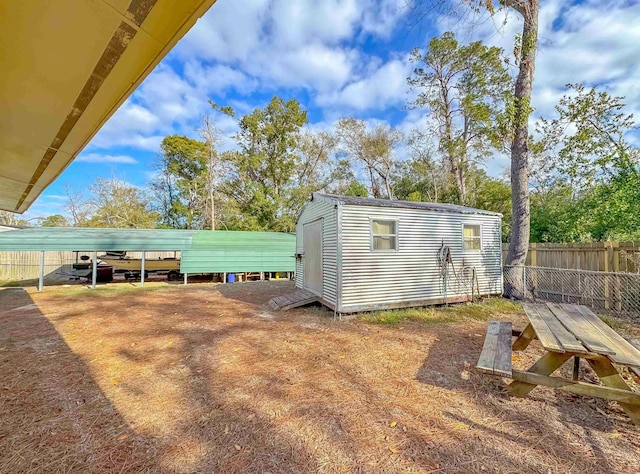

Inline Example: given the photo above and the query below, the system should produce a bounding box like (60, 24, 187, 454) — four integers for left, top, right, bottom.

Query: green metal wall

(179, 231, 296, 273)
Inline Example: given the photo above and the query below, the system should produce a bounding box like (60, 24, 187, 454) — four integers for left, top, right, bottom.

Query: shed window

(372, 220, 397, 251)
(463, 224, 481, 250)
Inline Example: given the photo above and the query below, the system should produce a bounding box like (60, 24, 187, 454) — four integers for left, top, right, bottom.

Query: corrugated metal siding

(339, 205, 503, 311)
(295, 200, 338, 306)
(180, 231, 295, 273)
(0, 228, 198, 251)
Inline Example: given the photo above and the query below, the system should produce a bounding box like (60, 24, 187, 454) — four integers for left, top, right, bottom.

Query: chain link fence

(504, 265, 640, 319)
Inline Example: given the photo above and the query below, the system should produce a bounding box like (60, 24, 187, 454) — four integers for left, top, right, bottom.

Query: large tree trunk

(505, 0, 539, 298)
(440, 78, 468, 205)
(384, 176, 393, 200)
(457, 157, 467, 205)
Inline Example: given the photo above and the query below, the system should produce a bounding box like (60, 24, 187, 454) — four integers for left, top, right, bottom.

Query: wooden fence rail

(502, 242, 640, 274)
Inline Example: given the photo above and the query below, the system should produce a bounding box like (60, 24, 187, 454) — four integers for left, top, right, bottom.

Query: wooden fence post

(612, 242, 621, 312)
(530, 243, 537, 267)
(604, 242, 611, 310)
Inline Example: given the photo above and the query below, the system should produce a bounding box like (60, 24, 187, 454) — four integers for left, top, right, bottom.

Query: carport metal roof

(0, 228, 199, 251)
(0, 0, 217, 213)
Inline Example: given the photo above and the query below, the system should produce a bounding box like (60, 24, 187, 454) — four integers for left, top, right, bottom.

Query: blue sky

(25, 0, 640, 220)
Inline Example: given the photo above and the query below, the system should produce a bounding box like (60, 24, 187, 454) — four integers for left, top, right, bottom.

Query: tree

(467, 169, 512, 240)
(412, 0, 541, 296)
(408, 32, 511, 205)
(152, 135, 210, 229)
(0, 210, 29, 227)
(342, 180, 369, 197)
(335, 118, 402, 199)
(537, 84, 639, 191)
(528, 85, 640, 242)
(290, 130, 343, 205)
(394, 129, 451, 203)
(216, 96, 310, 231)
(529, 186, 582, 242)
(63, 184, 93, 226)
(296, 131, 339, 189)
(40, 214, 69, 227)
(580, 170, 640, 241)
(86, 177, 159, 228)
(199, 115, 226, 230)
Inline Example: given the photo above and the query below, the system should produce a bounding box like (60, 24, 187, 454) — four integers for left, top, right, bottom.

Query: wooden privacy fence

(0, 251, 178, 282)
(502, 242, 640, 274)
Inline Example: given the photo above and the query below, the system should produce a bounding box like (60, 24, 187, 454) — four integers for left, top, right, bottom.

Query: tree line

(4, 31, 639, 243)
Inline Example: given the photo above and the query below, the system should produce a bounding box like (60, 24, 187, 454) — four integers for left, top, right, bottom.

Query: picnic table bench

(477, 303, 640, 425)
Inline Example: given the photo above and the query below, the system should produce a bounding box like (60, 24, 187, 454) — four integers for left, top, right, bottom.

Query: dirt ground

(1, 281, 640, 473)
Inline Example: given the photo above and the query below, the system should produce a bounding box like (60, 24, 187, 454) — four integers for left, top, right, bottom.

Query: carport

(0, 228, 198, 290)
(0, 228, 296, 290)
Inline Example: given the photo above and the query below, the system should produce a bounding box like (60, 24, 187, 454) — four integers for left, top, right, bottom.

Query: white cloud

(174, 0, 410, 93)
(42, 194, 67, 201)
(88, 64, 208, 152)
(316, 56, 412, 110)
(76, 153, 138, 164)
(259, 43, 360, 92)
(268, 0, 360, 46)
(175, 0, 270, 63)
(184, 62, 257, 96)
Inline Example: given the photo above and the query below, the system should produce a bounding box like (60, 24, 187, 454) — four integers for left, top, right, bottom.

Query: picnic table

(477, 302, 640, 425)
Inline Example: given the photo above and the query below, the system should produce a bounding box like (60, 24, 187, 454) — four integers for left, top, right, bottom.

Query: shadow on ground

(2, 283, 639, 473)
(0, 288, 157, 472)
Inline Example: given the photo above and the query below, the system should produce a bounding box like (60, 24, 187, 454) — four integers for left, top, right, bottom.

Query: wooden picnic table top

(522, 303, 640, 368)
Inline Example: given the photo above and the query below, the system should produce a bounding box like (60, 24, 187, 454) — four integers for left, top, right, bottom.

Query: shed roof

(0, 228, 199, 251)
(313, 193, 502, 217)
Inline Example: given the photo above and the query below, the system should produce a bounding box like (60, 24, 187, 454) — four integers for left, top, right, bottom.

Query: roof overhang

(0, 0, 217, 213)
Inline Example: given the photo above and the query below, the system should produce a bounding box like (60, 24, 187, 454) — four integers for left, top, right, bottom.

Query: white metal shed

(295, 193, 503, 313)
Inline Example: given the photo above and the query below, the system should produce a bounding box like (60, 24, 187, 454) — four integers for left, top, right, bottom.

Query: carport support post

(140, 252, 145, 288)
(92, 251, 97, 289)
(38, 250, 45, 291)
(183, 273, 188, 285)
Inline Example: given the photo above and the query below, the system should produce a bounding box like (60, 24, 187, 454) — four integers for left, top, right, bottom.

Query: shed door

(303, 219, 323, 296)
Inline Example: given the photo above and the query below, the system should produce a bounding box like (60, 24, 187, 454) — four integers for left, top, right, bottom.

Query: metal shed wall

(0, 228, 198, 251)
(338, 205, 503, 312)
(179, 231, 295, 273)
(295, 199, 339, 306)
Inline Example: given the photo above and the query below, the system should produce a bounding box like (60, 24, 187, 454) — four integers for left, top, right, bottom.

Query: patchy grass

(44, 281, 176, 299)
(0, 278, 40, 288)
(361, 297, 522, 326)
(600, 313, 640, 339)
(600, 313, 623, 330)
